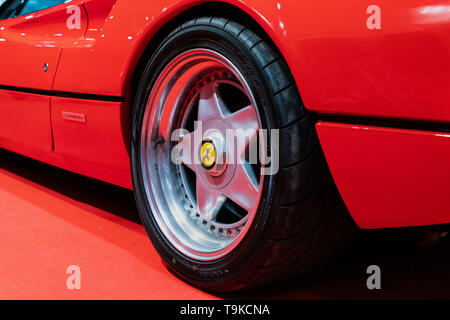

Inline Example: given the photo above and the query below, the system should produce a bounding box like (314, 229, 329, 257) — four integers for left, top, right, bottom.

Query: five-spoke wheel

(140, 50, 263, 260)
(131, 17, 352, 292)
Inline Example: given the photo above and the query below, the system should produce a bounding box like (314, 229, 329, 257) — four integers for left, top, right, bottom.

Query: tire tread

(143, 16, 354, 292)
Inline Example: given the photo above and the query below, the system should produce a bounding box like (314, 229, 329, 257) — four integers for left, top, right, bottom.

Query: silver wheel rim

(140, 49, 263, 261)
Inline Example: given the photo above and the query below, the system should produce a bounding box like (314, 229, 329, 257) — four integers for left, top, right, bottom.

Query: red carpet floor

(0, 153, 216, 299)
(1, 149, 450, 299)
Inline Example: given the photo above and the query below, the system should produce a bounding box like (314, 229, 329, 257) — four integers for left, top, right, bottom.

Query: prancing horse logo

(201, 142, 216, 168)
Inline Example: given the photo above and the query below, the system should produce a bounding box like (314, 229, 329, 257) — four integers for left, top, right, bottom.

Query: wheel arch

(124, 1, 297, 114)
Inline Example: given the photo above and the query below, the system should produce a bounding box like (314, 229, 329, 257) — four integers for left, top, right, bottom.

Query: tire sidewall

(131, 24, 278, 289)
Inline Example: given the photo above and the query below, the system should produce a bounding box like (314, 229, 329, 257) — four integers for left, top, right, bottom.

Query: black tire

(131, 17, 354, 292)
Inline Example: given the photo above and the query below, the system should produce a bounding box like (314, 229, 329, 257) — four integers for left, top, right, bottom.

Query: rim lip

(140, 48, 264, 261)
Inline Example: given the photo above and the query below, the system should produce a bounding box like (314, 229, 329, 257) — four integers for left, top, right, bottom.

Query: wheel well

(129, 2, 279, 107)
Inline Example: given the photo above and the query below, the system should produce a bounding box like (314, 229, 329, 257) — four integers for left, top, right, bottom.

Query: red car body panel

(0, 90, 53, 153)
(0, 97, 132, 189)
(317, 122, 450, 229)
(0, 0, 449, 227)
(51, 0, 450, 122)
(0, 0, 88, 90)
(51, 98, 130, 171)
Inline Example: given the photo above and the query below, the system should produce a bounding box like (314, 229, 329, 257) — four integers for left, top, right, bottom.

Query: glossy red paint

(0, 90, 52, 154)
(0, 92, 131, 188)
(0, 0, 87, 90)
(317, 122, 450, 229)
(289, 0, 450, 123)
(0, 1, 88, 153)
(0, 132, 132, 189)
(52, 0, 450, 122)
(51, 97, 130, 171)
(0, 0, 449, 228)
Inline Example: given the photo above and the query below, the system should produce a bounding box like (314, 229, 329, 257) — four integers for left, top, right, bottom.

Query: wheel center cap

(200, 131, 227, 177)
(201, 142, 216, 169)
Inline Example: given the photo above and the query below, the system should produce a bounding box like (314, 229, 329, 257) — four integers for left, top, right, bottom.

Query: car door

(0, 0, 87, 157)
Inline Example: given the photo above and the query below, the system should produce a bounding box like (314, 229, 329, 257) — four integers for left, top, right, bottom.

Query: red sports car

(0, 0, 449, 291)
